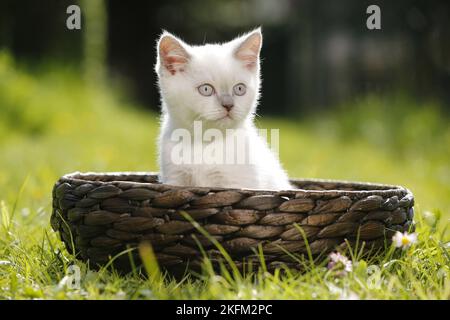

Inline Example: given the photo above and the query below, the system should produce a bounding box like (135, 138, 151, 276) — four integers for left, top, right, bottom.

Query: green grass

(0, 52, 449, 299)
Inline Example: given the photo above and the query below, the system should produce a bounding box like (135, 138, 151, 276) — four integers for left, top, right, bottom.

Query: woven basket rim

(59, 171, 410, 197)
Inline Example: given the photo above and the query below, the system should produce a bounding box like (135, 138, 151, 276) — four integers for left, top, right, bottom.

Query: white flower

(423, 211, 436, 227)
(327, 252, 353, 275)
(392, 231, 417, 250)
(338, 291, 360, 300)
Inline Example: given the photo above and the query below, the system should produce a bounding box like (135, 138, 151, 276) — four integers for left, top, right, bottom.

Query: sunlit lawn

(1, 52, 449, 299)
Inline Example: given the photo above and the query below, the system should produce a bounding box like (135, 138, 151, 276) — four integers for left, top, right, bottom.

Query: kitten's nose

(219, 94, 234, 111)
(222, 103, 234, 112)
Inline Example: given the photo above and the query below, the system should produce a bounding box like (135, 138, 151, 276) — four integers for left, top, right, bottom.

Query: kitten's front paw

(163, 178, 187, 186)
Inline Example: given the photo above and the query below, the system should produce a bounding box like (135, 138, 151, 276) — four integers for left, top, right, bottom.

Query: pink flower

(327, 252, 352, 275)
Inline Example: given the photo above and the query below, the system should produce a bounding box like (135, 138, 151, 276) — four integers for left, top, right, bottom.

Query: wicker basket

(51, 172, 414, 273)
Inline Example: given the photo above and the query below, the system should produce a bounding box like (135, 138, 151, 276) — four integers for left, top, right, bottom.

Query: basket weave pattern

(51, 172, 414, 272)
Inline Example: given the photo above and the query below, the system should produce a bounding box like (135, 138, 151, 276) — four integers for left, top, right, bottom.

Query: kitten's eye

(198, 84, 215, 96)
(233, 83, 246, 96)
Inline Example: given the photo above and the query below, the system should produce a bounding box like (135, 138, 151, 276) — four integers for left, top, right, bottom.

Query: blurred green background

(0, 0, 449, 224)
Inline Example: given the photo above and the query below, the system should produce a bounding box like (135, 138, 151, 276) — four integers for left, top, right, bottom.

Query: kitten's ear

(157, 32, 190, 75)
(234, 28, 262, 71)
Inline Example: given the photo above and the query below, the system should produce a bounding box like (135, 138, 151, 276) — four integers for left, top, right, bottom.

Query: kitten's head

(155, 28, 262, 129)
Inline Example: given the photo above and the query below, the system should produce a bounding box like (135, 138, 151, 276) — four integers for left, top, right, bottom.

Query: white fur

(155, 28, 292, 190)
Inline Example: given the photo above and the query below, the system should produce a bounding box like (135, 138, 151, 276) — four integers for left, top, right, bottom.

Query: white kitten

(155, 28, 292, 190)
